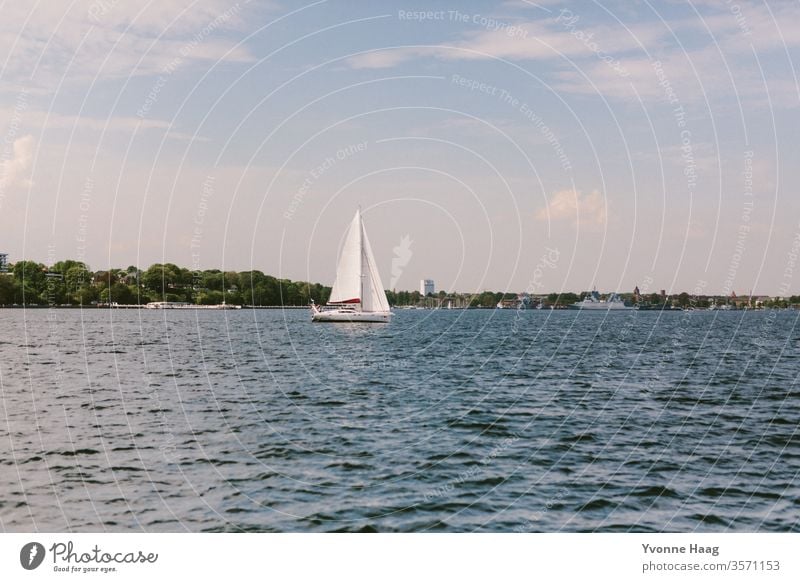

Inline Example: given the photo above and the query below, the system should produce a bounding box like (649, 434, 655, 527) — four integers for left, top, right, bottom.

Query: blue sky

(1, 0, 798, 294)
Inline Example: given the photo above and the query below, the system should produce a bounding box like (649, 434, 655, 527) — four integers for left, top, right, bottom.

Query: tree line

(2, 260, 798, 308)
(0, 260, 526, 308)
(0, 260, 332, 306)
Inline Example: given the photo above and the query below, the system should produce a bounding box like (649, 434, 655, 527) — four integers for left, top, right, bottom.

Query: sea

(1, 308, 798, 532)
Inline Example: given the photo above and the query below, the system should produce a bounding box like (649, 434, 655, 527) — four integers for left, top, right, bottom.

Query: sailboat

(311, 209, 392, 323)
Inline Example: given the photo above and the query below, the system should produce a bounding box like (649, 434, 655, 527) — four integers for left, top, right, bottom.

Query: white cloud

(0, 1, 259, 89)
(0, 135, 36, 191)
(346, 49, 424, 70)
(536, 188, 607, 226)
(450, 19, 664, 63)
(686, 1, 800, 52)
(343, 4, 799, 110)
(0, 107, 207, 142)
(345, 16, 667, 70)
(499, 0, 563, 9)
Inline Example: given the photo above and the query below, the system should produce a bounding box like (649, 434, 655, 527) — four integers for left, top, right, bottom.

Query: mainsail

(328, 210, 362, 304)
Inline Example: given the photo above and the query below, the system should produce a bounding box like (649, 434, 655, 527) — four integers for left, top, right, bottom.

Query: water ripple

(0, 309, 798, 531)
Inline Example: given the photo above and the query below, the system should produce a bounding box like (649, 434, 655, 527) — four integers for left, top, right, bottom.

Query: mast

(358, 208, 364, 309)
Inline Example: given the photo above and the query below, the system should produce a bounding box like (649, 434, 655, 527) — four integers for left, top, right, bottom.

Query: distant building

(420, 279, 434, 296)
(0, 253, 7, 273)
(752, 295, 772, 308)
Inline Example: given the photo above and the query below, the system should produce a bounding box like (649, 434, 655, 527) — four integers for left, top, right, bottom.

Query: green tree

(12, 261, 46, 304)
(143, 264, 181, 297)
(198, 290, 224, 305)
(65, 265, 90, 295)
(201, 270, 224, 291)
(13, 260, 46, 286)
(92, 270, 118, 287)
(74, 285, 99, 305)
(110, 283, 136, 304)
(280, 281, 300, 305)
(0, 275, 19, 305)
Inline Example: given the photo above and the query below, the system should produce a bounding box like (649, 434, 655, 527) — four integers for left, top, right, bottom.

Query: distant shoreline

(2, 260, 798, 310)
(1, 304, 797, 311)
(0, 304, 310, 309)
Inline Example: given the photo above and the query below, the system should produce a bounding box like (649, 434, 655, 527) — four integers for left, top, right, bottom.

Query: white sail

(360, 218, 390, 313)
(328, 210, 362, 305)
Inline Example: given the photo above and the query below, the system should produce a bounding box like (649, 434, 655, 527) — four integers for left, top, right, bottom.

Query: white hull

(569, 302, 633, 310)
(145, 302, 241, 310)
(311, 306, 391, 323)
(569, 291, 633, 310)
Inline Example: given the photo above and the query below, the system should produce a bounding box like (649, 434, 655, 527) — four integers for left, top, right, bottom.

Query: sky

(0, 0, 798, 295)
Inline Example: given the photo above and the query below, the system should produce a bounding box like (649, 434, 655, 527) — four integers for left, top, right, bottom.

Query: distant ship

(569, 289, 633, 310)
(145, 302, 241, 309)
(311, 209, 392, 323)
